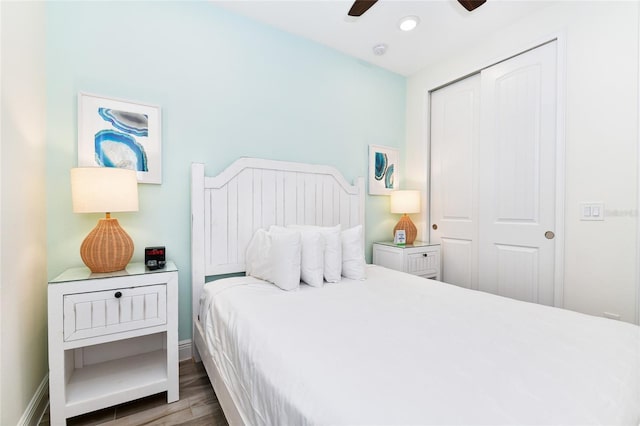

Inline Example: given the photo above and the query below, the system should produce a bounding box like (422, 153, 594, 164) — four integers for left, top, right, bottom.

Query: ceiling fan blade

(458, 0, 486, 12)
(348, 0, 379, 17)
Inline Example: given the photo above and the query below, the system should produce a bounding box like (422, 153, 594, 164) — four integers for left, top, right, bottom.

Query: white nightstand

(47, 262, 179, 425)
(373, 241, 441, 280)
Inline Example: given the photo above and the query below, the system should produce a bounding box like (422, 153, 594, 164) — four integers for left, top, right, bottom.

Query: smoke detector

(372, 43, 387, 56)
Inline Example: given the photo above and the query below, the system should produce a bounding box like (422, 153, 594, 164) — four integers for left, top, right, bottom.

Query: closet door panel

(430, 74, 480, 289)
(441, 238, 473, 289)
(494, 65, 541, 223)
(496, 244, 539, 303)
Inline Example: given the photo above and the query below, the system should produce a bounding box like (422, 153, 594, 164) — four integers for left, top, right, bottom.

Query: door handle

(545, 231, 555, 240)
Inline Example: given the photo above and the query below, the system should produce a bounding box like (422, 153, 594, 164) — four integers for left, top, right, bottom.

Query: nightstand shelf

(373, 241, 441, 280)
(48, 262, 179, 425)
(65, 349, 167, 417)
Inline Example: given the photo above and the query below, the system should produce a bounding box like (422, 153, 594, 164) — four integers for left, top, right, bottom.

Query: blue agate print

(94, 129, 148, 171)
(375, 152, 387, 181)
(98, 108, 149, 137)
(95, 108, 149, 172)
(385, 164, 394, 189)
(374, 150, 395, 189)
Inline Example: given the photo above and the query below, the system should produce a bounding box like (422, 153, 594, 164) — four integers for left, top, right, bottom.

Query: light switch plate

(580, 202, 604, 221)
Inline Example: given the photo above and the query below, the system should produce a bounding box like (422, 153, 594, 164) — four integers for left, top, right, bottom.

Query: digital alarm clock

(145, 246, 166, 270)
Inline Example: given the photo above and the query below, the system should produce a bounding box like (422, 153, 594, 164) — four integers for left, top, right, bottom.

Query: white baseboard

(18, 374, 49, 426)
(179, 339, 193, 361)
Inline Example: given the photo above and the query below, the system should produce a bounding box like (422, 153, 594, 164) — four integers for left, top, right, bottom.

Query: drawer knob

(423, 253, 428, 257)
(114, 291, 122, 299)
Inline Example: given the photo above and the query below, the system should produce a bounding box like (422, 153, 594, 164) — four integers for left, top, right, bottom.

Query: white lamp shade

(71, 167, 139, 213)
(390, 190, 420, 214)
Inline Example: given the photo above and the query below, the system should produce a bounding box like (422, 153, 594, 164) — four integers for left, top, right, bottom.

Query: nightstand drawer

(373, 242, 441, 281)
(406, 252, 439, 276)
(63, 284, 167, 341)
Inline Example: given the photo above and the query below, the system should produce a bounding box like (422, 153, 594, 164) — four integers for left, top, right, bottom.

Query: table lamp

(390, 190, 420, 245)
(71, 167, 139, 273)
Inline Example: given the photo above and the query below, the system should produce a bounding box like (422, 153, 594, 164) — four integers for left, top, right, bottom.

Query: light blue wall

(46, 1, 406, 339)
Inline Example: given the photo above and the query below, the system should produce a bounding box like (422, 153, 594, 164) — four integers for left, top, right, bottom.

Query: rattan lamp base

(393, 214, 417, 245)
(80, 217, 134, 273)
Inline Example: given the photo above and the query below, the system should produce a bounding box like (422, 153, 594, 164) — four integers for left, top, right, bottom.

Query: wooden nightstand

(47, 262, 179, 425)
(372, 242, 441, 280)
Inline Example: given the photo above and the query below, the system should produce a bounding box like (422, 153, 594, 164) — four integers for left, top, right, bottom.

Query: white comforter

(200, 266, 640, 425)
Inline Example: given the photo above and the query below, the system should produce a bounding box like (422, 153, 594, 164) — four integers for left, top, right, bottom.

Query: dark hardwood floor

(39, 361, 229, 426)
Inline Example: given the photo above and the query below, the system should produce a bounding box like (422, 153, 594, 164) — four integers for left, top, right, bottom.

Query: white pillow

(246, 228, 301, 291)
(341, 225, 366, 280)
(269, 230, 302, 291)
(290, 224, 342, 283)
(245, 229, 271, 279)
(270, 226, 324, 287)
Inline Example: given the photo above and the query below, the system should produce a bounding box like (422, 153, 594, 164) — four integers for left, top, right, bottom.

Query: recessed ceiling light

(372, 43, 388, 56)
(398, 16, 420, 32)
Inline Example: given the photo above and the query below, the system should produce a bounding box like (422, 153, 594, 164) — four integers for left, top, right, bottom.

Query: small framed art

(394, 229, 406, 245)
(78, 93, 162, 184)
(369, 144, 399, 195)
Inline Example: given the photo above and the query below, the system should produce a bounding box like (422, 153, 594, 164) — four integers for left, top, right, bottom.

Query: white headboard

(191, 157, 365, 319)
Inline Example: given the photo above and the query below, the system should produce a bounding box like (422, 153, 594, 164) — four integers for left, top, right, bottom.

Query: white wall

(0, 1, 48, 424)
(406, 1, 639, 322)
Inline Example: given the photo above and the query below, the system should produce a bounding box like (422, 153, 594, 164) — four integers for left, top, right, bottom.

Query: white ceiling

(213, 0, 556, 76)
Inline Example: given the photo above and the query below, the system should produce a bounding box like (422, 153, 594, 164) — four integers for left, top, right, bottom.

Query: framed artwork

(368, 144, 399, 195)
(78, 93, 162, 184)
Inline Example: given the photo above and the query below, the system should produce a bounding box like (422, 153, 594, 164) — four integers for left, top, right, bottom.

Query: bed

(191, 158, 640, 425)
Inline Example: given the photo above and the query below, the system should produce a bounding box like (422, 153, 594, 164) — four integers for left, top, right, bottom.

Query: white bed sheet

(200, 266, 640, 425)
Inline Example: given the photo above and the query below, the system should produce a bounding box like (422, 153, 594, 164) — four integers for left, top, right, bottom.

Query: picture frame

(78, 92, 162, 184)
(368, 144, 399, 195)
(394, 229, 406, 245)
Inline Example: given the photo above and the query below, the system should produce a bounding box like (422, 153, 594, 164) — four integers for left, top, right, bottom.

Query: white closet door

(478, 42, 557, 305)
(430, 74, 480, 289)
